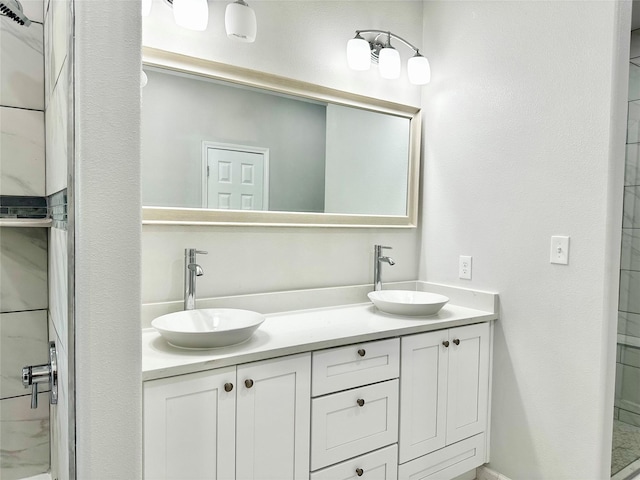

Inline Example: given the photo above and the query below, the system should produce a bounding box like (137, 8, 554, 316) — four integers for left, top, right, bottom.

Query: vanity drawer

(311, 379, 399, 471)
(312, 338, 399, 396)
(397, 433, 485, 480)
(310, 444, 398, 480)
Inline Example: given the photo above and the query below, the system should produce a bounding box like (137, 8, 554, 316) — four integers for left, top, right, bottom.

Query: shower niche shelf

(0, 218, 52, 228)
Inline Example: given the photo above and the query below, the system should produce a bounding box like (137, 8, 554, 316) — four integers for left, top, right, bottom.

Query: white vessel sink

(152, 308, 265, 349)
(368, 290, 449, 317)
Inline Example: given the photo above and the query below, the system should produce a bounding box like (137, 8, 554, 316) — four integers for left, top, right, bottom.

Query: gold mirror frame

(141, 47, 421, 228)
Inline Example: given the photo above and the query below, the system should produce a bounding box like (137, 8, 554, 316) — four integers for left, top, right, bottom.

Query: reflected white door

(204, 144, 269, 210)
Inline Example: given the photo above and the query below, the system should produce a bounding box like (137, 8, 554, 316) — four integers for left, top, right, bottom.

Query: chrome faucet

(374, 245, 395, 291)
(184, 248, 207, 310)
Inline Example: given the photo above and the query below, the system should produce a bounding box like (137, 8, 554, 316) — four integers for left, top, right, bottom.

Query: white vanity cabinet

(142, 316, 494, 480)
(143, 353, 311, 480)
(310, 338, 400, 478)
(398, 322, 490, 479)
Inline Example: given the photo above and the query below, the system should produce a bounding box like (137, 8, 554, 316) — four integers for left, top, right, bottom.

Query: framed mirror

(141, 47, 421, 228)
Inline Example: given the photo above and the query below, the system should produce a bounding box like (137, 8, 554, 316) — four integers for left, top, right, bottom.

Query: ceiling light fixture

(347, 29, 431, 85)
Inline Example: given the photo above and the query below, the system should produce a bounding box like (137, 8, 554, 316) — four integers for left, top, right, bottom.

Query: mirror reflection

(141, 67, 412, 217)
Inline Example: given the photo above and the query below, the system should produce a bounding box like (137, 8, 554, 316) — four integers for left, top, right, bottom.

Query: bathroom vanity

(142, 284, 497, 480)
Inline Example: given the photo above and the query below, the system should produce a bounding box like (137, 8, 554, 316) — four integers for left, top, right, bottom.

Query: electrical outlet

(459, 255, 472, 280)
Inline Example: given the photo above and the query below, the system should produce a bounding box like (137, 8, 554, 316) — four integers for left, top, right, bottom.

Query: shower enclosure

(0, 0, 75, 479)
(612, 28, 640, 480)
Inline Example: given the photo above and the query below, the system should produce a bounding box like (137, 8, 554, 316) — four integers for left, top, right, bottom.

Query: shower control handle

(22, 342, 58, 409)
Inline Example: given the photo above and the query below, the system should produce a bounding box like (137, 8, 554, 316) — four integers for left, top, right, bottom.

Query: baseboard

(476, 465, 514, 480)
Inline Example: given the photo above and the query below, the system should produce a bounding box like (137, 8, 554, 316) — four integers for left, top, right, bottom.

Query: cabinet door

(445, 322, 490, 445)
(236, 353, 311, 480)
(144, 367, 236, 480)
(399, 331, 448, 463)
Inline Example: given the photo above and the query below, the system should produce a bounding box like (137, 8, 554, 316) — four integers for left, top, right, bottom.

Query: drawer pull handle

(357, 349, 366, 357)
(356, 468, 364, 476)
(224, 383, 234, 392)
(453, 339, 460, 345)
(357, 398, 365, 407)
(245, 379, 254, 389)
(442, 340, 450, 348)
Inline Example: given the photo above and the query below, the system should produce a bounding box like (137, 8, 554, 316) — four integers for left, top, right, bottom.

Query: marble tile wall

(0, 107, 45, 196)
(44, 0, 74, 479)
(616, 47, 640, 436)
(0, 4, 51, 479)
(44, 0, 70, 196)
(0, 392, 51, 479)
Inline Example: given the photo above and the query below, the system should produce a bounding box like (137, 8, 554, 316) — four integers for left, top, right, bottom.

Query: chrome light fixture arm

(354, 29, 421, 55)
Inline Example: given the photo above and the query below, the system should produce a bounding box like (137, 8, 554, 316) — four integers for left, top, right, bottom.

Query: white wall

(419, 1, 629, 478)
(74, 1, 142, 478)
(142, 1, 425, 304)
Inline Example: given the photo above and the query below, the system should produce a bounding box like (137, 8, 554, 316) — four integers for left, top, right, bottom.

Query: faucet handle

(185, 248, 208, 256)
(375, 244, 393, 250)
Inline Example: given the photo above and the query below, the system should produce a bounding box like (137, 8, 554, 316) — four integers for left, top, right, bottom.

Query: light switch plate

(550, 236, 570, 265)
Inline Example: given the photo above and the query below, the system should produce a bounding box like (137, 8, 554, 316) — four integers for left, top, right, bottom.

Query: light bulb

(140, 70, 148, 88)
(347, 36, 371, 71)
(379, 46, 401, 79)
(225, 0, 257, 43)
(142, 0, 152, 17)
(408, 54, 430, 85)
(173, 0, 208, 31)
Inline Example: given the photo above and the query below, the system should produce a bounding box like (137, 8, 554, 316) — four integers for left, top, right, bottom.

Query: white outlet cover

(459, 255, 472, 279)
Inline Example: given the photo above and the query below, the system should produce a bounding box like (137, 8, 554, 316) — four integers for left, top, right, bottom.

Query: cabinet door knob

(244, 379, 254, 389)
(356, 468, 364, 476)
(357, 398, 365, 407)
(224, 383, 233, 392)
(357, 349, 366, 357)
(442, 340, 450, 348)
(453, 339, 460, 345)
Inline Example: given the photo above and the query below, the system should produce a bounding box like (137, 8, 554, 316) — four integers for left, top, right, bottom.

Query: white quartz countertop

(142, 301, 497, 381)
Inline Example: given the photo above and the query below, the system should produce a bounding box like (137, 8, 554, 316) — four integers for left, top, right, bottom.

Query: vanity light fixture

(172, 0, 208, 31)
(225, 0, 257, 43)
(146, 0, 209, 31)
(347, 30, 431, 85)
(145, 0, 257, 41)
